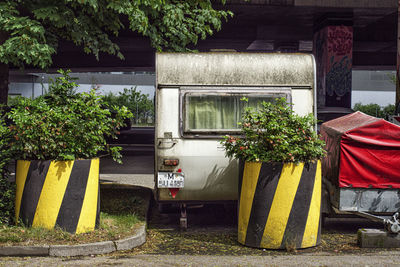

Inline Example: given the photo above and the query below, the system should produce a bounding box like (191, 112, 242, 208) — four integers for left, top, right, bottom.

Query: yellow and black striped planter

(238, 161, 321, 249)
(15, 158, 100, 234)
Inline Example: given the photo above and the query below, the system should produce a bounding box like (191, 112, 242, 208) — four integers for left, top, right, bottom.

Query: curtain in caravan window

(186, 94, 278, 131)
(188, 95, 240, 130)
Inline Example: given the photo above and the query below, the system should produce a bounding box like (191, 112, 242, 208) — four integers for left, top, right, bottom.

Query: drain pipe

(312, 54, 318, 132)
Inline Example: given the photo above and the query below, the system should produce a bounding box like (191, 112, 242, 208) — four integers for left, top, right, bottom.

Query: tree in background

(0, 1, 232, 103)
(103, 87, 154, 126)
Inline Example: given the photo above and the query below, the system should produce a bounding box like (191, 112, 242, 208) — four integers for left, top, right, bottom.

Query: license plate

(157, 172, 185, 188)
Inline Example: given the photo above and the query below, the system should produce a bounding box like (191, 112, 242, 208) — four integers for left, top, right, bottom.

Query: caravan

(155, 52, 317, 205)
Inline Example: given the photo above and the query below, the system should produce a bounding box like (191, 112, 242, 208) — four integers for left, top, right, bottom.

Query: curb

(0, 246, 49, 257)
(0, 187, 151, 257)
(358, 228, 400, 248)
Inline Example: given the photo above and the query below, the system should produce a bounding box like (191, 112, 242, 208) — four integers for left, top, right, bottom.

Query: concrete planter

(238, 161, 321, 249)
(15, 158, 100, 234)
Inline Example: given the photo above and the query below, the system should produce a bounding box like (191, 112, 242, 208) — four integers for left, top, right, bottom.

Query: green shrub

(383, 104, 396, 117)
(220, 98, 326, 163)
(7, 96, 24, 106)
(353, 102, 395, 119)
(0, 115, 15, 225)
(7, 70, 132, 163)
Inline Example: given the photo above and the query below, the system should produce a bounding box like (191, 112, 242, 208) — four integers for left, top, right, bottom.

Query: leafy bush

(103, 87, 154, 126)
(220, 98, 326, 163)
(7, 70, 132, 163)
(383, 104, 396, 116)
(353, 102, 395, 119)
(0, 114, 15, 225)
(8, 96, 24, 106)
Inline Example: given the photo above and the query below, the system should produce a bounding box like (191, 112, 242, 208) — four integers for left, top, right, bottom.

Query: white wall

(9, 82, 43, 98)
(9, 83, 155, 99)
(352, 90, 395, 107)
(351, 70, 395, 107)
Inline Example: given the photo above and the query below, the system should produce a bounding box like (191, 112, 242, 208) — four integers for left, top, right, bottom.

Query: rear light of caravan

(163, 159, 179, 166)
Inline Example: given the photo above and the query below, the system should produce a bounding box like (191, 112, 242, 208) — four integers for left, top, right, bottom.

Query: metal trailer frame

(322, 179, 400, 233)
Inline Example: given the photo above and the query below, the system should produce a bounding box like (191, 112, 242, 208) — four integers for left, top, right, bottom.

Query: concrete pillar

(313, 21, 353, 108)
(396, 0, 400, 113)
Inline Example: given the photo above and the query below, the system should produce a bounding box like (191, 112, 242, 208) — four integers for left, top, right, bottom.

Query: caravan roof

(156, 52, 315, 87)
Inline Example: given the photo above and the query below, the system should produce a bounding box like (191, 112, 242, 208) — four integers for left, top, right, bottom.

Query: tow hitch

(384, 212, 400, 234)
(353, 211, 400, 234)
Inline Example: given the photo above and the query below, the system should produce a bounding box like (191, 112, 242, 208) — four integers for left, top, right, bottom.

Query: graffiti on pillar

(314, 25, 352, 107)
(327, 27, 353, 56)
(326, 55, 352, 97)
(326, 26, 353, 97)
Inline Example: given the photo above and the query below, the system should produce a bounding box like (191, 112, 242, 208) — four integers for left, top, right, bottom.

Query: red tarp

(320, 111, 400, 188)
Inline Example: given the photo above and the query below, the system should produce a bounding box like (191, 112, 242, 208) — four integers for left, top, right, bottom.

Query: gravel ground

(2, 204, 400, 266)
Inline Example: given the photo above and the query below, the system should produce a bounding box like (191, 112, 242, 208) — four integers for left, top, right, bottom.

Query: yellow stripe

(301, 160, 322, 248)
(76, 158, 99, 234)
(238, 162, 261, 244)
(15, 160, 31, 222)
(32, 161, 73, 229)
(260, 163, 303, 249)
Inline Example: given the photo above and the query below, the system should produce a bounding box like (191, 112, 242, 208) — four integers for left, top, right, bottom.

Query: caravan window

(182, 89, 290, 135)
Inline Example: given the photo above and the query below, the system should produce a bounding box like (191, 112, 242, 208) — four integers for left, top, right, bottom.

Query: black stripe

(316, 212, 322, 245)
(55, 159, 91, 233)
(19, 160, 51, 226)
(280, 162, 317, 249)
(244, 162, 283, 247)
(238, 159, 245, 198)
(95, 183, 100, 228)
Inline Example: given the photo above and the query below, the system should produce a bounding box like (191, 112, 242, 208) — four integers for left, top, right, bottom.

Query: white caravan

(155, 52, 316, 206)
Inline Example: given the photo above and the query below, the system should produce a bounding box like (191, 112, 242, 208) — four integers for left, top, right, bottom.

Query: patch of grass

(100, 188, 146, 219)
(99, 213, 141, 240)
(0, 188, 147, 246)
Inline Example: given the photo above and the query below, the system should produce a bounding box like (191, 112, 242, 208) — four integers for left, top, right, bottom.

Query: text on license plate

(158, 172, 184, 188)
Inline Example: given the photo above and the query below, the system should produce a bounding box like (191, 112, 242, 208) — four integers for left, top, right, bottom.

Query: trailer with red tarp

(320, 111, 400, 232)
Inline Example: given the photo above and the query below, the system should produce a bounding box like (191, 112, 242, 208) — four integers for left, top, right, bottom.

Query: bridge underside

(39, 1, 397, 72)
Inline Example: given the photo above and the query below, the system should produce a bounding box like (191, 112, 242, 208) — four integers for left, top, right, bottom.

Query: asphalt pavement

(2, 252, 400, 266)
(99, 147, 155, 189)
